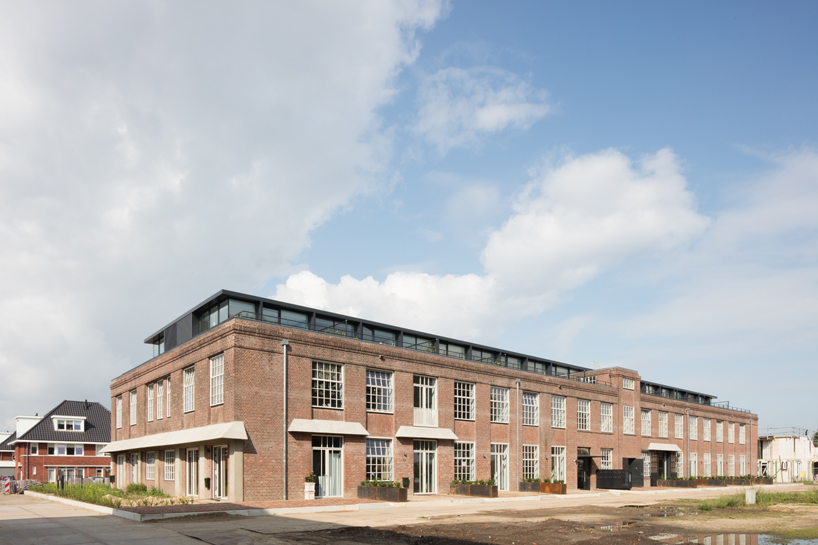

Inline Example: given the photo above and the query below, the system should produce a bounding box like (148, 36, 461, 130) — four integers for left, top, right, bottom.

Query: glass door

(413, 376, 437, 427)
(413, 440, 437, 494)
(116, 455, 125, 488)
(187, 448, 199, 497)
(491, 444, 509, 491)
(130, 453, 139, 485)
(312, 436, 343, 498)
(551, 446, 565, 482)
(212, 446, 228, 500)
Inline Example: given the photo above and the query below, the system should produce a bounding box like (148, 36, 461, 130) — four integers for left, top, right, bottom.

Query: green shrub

(125, 483, 147, 494)
(360, 479, 401, 488)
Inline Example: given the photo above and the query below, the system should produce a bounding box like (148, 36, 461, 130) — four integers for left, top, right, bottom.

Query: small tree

(812, 429, 818, 447)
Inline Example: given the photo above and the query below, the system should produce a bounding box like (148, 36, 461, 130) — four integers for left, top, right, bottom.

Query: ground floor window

(491, 444, 509, 491)
(551, 446, 565, 482)
(186, 448, 199, 496)
(413, 440, 437, 494)
(365, 439, 392, 482)
(716, 454, 723, 477)
(164, 450, 176, 481)
(313, 436, 343, 498)
(600, 449, 612, 470)
(703, 453, 711, 477)
(146, 452, 155, 481)
(454, 442, 474, 481)
(676, 452, 683, 478)
(728, 455, 735, 477)
(641, 451, 651, 478)
(740, 455, 746, 476)
(48, 468, 55, 482)
(522, 445, 539, 480)
(689, 453, 697, 478)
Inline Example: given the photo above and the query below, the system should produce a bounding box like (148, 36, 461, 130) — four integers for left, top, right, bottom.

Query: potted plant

(356, 479, 408, 502)
(448, 478, 499, 498)
(305, 472, 316, 500)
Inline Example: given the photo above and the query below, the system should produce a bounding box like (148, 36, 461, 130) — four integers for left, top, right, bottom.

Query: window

(30, 444, 38, 455)
(716, 454, 723, 476)
(728, 422, 735, 444)
(623, 406, 634, 435)
(130, 390, 137, 425)
(402, 334, 435, 353)
(704, 418, 711, 441)
(740, 455, 746, 476)
(601, 403, 612, 433)
(703, 453, 711, 477)
(147, 383, 154, 422)
(551, 396, 566, 428)
(728, 454, 735, 477)
(641, 451, 651, 477)
(676, 452, 684, 478)
(156, 381, 164, 420)
(658, 412, 668, 438)
(716, 420, 723, 443)
(116, 396, 122, 429)
(164, 450, 175, 481)
(551, 446, 565, 482)
(641, 409, 651, 436)
(454, 442, 475, 481)
(55, 419, 83, 431)
(365, 439, 392, 481)
(577, 399, 590, 431)
(601, 448, 612, 470)
(32, 466, 36, 476)
(312, 361, 343, 408)
(366, 370, 393, 413)
(690, 416, 698, 440)
(413, 375, 437, 426)
(183, 367, 195, 413)
(210, 354, 224, 406)
(739, 424, 746, 445)
(153, 332, 165, 357)
(522, 393, 538, 426)
(490, 387, 509, 423)
(523, 445, 539, 479)
(623, 378, 635, 390)
(675, 414, 684, 439)
(47, 444, 55, 455)
(690, 453, 698, 478)
(438, 342, 465, 359)
(454, 382, 475, 420)
(166, 377, 171, 418)
(146, 452, 155, 480)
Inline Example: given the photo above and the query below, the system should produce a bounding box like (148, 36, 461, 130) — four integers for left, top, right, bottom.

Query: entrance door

(116, 455, 125, 488)
(130, 453, 139, 485)
(413, 440, 437, 494)
(577, 448, 591, 490)
(212, 446, 228, 500)
(187, 448, 199, 497)
(491, 444, 509, 491)
(312, 436, 343, 498)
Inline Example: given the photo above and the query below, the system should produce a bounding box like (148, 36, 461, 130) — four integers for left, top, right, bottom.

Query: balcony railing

(413, 407, 438, 427)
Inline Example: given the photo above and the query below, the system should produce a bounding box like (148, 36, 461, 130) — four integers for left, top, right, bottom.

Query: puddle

(646, 534, 818, 544)
(643, 506, 700, 518)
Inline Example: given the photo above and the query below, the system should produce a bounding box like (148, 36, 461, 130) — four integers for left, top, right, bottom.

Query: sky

(1, 1, 816, 435)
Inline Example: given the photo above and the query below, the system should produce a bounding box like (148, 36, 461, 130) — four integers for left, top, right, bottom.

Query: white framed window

(704, 418, 711, 441)
(716, 454, 723, 476)
(658, 412, 668, 438)
(365, 439, 392, 481)
(166, 376, 171, 418)
(739, 424, 746, 445)
(366, 370, 393, 413)
(728, 454, 735, 476)
(454, 442, 475, 481)
(641, 409, 651, 436)
(675, 414, 684, 439)
(146, 451, 155, 480)
(728, 422, 735, 444)
(601, 403, 612, 433)
(690, 452, 698, 477)
(156, 381, 164, 420)
(522, 445, 539, 479)
(690, 416, 698, 440)
(551, 396, 566, 428)
(676, 452, 684, 478)
(116, 396, 122, 429)
(30, 444, 38, 455)
(623, 378, 634, 390)
(641, 451, 651, 477)
(312, 361, 343, 408)
(183, 367, 195, 413)
(32, 467, 36, 476)
(147, 383, 154, 422)
(454, 382, 475, 420)
(623, 406, 634, 435)
(577, 399, 590, 431)
(740, 455, 746, 476)
(716, 420, 723, 443)
(601, 448, 612, 470)
(130, 390, 137, 425)
(210, 354, 224, 406)
(490, 387, 509, 423)
(522, 392, 538, 426)
(164, 450, 175, 481)
(703, 453, 711, 477)
(551, 446, 565, 482)
(55, 419, 83, 431)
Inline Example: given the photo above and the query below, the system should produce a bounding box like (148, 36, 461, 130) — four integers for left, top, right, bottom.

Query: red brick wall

(12, 442, 109, 482)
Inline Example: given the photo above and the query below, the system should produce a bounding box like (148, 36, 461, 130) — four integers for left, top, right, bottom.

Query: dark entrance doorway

(649, 450, 677, 486)
(577, 448, 592, 490)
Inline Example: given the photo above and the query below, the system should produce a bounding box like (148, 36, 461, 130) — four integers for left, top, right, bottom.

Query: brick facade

(12, 442, 109, 482)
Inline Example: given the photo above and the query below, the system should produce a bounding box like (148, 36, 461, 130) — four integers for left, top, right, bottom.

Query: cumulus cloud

(0, 1, 446, 428)
(415, 67, 551, 154)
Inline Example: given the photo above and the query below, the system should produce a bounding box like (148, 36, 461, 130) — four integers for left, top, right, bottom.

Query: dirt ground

(215, 503, 818, 545)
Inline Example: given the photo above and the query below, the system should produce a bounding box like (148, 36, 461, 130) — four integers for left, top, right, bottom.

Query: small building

(10, 400, 111, 482)
(102, 290, 759, 502)
(758, 429, 818, 482)
(0, 432, 15, 477)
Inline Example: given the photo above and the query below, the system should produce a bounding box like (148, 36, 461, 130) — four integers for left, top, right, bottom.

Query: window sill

(366, 410, 393, 415)
(522, 424, 539, 427)
(311, 405, 344, 410)
(210, 403, 224, 408)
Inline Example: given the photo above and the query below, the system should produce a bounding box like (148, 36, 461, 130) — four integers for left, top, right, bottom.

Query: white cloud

(0, 1, 446, 428)
(415, 66, 550, 154)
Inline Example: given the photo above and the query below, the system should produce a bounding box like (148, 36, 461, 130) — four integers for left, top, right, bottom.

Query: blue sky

(0, 1, 815, 433)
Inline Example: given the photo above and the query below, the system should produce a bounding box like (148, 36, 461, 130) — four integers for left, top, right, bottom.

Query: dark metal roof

(0, 432, 16, 451)
(15, 400, 110, 444)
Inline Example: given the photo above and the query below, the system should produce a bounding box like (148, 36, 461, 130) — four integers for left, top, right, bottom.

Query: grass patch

(698, 493, 746, 511)
(29, 482, 172, 509)
(687, 488, 818, 512)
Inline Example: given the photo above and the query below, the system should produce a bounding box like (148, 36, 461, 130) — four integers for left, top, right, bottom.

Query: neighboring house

(0, 432, 15, 477)
(758, 429, 818, 482)
(10, 400, 111, 482)
(102, 290, 758, 502)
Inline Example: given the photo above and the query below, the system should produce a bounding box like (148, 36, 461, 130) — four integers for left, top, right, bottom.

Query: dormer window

(52, 417, 85, 432)
(153, 332, 165, 357)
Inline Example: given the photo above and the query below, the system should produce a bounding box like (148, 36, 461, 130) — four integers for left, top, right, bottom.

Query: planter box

(448, 484, 499, 498)
(356, 486, 408, 502)
(754, 478, 773, 485)
(726, 479, 752, 486)
(657, 479, 697, 488)
(518, 482, 540, 492)
(305, 482, 315, 500)
(694, 479, 709, 487)
(706, 479, 728, 486)
(539, 482, 567, 494)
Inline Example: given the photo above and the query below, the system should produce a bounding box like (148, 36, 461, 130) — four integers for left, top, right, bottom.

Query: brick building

(9, 400, 111, 482)
(0, 432, 15, 477)
(102, 290, 758, 502)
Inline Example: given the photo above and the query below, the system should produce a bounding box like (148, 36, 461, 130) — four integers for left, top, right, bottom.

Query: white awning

(648, 442, 683, 453)
(288, 419, 369, 436)
(100, 421, 248, 453)
(395, 426, 458, 441)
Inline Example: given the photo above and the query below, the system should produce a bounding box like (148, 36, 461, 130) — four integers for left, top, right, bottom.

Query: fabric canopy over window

(648, 442, 683, 452)
(287, 419, 369, 435)
(395, 426, 458, 440)
(100, 421, 247, 453)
